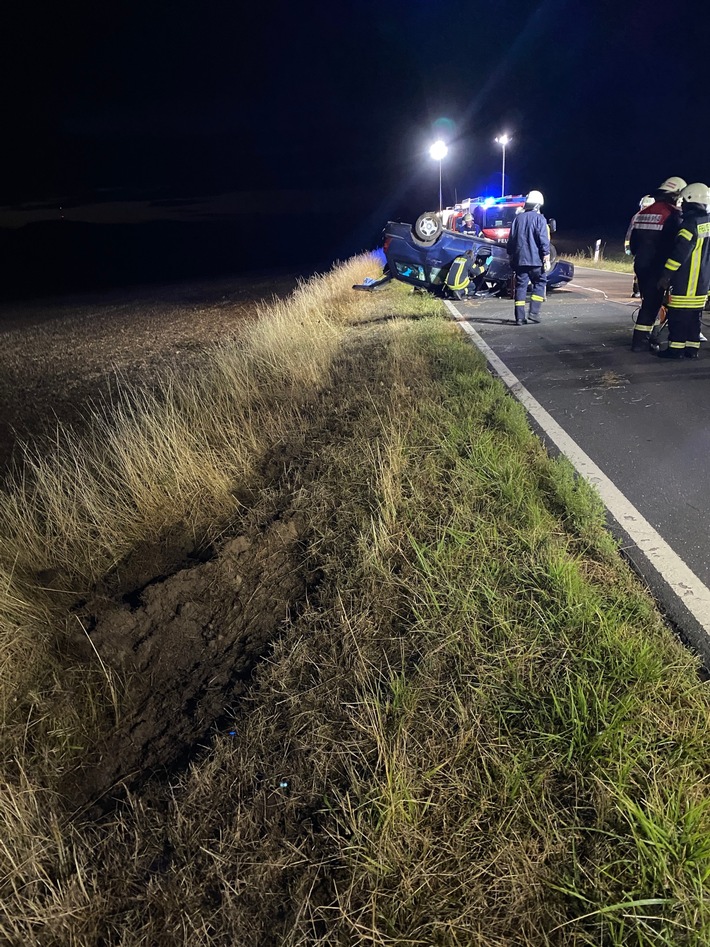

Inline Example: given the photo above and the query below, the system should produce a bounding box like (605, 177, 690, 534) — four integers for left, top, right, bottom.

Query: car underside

(373, 220, 574, 298)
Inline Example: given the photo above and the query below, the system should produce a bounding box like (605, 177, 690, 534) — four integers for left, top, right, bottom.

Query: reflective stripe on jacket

(446, 255, 472, 290)
(664, 204, 710, 308)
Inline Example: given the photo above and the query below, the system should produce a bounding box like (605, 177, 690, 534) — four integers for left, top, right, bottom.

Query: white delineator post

(594, 239, 602, 262)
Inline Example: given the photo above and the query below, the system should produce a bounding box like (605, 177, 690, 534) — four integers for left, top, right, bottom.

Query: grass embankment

(2, 259, 710, 944)
(567, 249, 634, 274)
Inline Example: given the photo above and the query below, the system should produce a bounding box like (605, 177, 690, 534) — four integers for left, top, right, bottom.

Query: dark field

(0, 270, 299, 473)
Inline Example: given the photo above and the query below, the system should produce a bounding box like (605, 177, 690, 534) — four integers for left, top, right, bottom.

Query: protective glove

(656, 271, 672, 291)
(624, 244, 631, 256)
(543, 255, 551, 273)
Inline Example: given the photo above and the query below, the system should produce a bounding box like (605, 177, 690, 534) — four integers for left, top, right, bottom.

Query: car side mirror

(548, 218, 557, 233)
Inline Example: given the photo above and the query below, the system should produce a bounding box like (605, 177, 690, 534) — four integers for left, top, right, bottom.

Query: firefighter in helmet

(628, 176, 686, 351)
(506, 189, 550, 324)
(656, 183, 710, 359)
(444, 249, 489, 299)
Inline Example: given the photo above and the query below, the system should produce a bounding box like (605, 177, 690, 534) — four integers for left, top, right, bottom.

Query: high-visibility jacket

(445, 255, 482, 290)
(663, 203, 710, 309)
(506, 209, 550, 267)
(628, 199, 680, 272)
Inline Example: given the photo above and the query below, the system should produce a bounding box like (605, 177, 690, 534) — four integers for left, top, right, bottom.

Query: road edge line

(445, 300, 710, 661)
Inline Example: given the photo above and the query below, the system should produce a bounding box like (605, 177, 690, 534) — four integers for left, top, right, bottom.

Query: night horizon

(1, 0, 708, 294)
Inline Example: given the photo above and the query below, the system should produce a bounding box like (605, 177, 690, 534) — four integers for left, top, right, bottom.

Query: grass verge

(1, 260, 710, 944)
(567, 249, 635, 274)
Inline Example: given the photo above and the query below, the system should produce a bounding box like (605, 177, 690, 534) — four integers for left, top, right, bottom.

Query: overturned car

(355, 216, 574, 298)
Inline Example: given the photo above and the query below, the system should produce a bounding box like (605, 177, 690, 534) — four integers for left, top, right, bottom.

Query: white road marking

(445, 300, 710, 638)
(568, 281, 609, 299)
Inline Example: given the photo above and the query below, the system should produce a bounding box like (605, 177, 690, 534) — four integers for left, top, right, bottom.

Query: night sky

(1, 0, 708, 287)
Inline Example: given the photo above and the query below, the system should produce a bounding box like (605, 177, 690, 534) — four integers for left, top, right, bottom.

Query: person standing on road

(628, 176, 686, 350)
(506, 189, 550, 324)
(444, 249, 489, 300)
(625, 194, 654, 297)
(656, 183, 710, 359)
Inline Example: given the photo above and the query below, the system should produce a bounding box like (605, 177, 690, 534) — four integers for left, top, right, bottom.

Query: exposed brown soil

(0, 271, 307, 808)
(67, 512, 310, 810)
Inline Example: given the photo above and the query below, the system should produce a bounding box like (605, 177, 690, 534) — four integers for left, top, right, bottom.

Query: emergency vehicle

(437, 195, 557, 244)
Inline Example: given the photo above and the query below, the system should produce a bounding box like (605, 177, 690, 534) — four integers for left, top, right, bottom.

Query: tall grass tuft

(0, 255, 434, 772)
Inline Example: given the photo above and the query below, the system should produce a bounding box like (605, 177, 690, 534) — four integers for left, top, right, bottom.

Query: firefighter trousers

(634, 267, 665, 334)
(514, 266, 546, 321)
(667, 306, 702, 354)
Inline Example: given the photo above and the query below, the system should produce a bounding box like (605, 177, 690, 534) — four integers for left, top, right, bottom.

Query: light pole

(429, 140, 448, 212)
(495, 134, 511, 198)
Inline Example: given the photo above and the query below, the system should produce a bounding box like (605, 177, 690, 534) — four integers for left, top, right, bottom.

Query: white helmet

(657, 176, 687, 194)
(525, 189, 544, 206)
(680, 182, 710, 206)
(639, 194, 654, 209)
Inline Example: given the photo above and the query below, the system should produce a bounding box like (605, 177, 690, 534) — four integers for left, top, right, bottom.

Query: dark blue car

(377, 218, 574, 297)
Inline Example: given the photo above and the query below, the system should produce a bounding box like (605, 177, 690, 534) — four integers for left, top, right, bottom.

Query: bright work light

(494, 134, 512, 198)
(429, 140, 448, 212)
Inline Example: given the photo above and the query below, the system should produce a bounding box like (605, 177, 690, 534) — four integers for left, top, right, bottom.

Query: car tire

(413, 212, 443, 245)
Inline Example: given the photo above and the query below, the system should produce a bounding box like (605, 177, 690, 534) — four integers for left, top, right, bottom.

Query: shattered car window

(394, 262, 426, 282)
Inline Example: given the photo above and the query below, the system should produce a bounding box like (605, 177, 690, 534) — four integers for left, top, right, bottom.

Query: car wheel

(413, 212, 443, 245)
(549, 244, 558, 265)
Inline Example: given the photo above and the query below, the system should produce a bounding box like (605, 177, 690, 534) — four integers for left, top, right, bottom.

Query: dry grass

(568, 248, 635, 274)
(0, 257, 429, 765)
(1, 262, 710, 945)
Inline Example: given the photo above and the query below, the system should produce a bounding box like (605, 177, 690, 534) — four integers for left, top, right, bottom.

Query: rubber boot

(657, 346, 684, 359)
(630, 329, 650, 351)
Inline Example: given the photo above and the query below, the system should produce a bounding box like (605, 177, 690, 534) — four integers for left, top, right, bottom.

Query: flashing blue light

(483, 197, 496, 208)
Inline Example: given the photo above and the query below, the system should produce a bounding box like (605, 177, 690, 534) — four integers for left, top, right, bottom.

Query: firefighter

(506, 189, 550, 324)
(625, 194, 654, 297)
(656, 183, 710, 359)
(444, 249, 488, 299)
(456, 213, 478, 234)
(628, 176, 686, 351)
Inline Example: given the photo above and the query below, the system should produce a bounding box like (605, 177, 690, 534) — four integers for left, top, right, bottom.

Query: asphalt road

(450, 265, 710, 664)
